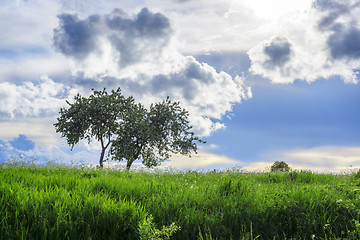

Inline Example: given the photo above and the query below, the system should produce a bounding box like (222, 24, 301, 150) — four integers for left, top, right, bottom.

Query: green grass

(1, 161, 360, 239)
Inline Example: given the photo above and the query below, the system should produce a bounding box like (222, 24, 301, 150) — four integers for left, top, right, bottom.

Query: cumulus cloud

(54, 8, 173, 69)
(0, 75, 76, 119)
(0, 0, 59, 50)
(248, 0, 360, 84)
(328, 28, 360, 60)
(53, 8, 251, 136)
(53, 13, 102, 60)
(314, 0, 360, 60)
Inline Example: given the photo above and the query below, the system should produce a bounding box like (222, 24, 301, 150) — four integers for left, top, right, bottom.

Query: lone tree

(54, 88, 204, 169)
(111, 97, 205, 169)
(54, 88, 133, 167)
(270, 161, 291, 172)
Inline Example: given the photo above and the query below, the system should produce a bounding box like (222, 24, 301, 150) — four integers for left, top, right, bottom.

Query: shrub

(270, 161, 291, 172)
(138, 215, 181, 240)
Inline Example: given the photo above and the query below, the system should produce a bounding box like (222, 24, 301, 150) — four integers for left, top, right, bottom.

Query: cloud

(54, 8, 172, 65)
(53, 13, 102, 60)
(244, 146, 360, 172)
(0, 117, 59, 145)
(0, 54, 71, 84)
(0, 75, 76, 119)
(248, 0, 360, 84)
(30, 143, 100, 165)
(263, 37, 292, 68)
(53, 8, 251, 136)
(314, 0, 360, 60)
(328, 28, 360, 60)
(165, 148, 241, 169)
(9, 134, 35, 151)
(283, 146, 360, 171)
(0, 0, 59, 50)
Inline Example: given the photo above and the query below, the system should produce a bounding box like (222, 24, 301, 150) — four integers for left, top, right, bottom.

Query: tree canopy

(270, 161, 291, 172)
(54, 88, 204, 169)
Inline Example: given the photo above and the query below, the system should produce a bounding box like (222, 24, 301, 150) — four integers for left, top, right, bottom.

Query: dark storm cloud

(53, 14, 102, 59)
(313, 0, 350, 14)
(9, 134, 35, 151)
(106, 8, 171, 37)
(328, 28, 360, 59)
(263, 37, 292, 68)
(53, 8, 172, 64)
(106, 8, 172, 66)
(318, 12, 342, 31)
(314, 0, 360, 60)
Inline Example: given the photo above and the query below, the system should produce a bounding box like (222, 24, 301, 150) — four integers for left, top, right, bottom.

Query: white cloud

(0, 0, 59, 50)
(0, 117, 58, 144)
(59, 0, 359, 86)
(283, 146, 360, 171)
(0, 53, 71, 83)
(33, 143, 100, 165)
(244, 146, 360, 172)
(146, 0, 314, 54)
(241, 0, 312, 20)
(0, 75, 76, 119)
(244, 161, 273, 172)
(165, 148, 240, 169)
(53, 8, 252, 136)
(248, 0, 360, 84)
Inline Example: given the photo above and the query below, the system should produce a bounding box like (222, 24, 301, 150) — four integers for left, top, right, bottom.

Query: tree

(270, 161, 291, 172)
(55, 88, 204, 169)
(54, 88, 133, 167)
(110, 97, 205, 170)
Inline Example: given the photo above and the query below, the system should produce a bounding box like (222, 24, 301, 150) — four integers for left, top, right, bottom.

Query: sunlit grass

(1, 161, 360, 239)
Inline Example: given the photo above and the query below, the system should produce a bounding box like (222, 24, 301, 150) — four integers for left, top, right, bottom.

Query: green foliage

(138, 215, 181, 240)
(2, 163, 360, 239)
(270, 161, 291, 172)
(55, 89, 204, 169)
(54, 88, 133, 167)
(111, 96, 204, 169)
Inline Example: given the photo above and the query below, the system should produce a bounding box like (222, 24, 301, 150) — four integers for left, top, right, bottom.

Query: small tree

(54, 88, 133, 167)
(111, 97, 205, 170)
(270, 161, 291, 172)
(55, 88, 204, 169)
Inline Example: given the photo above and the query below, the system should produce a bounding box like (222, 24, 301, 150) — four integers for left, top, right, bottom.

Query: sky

(0, 0, 360, 171)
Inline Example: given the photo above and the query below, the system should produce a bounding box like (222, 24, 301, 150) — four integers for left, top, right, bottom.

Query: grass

(1, 161, 360, 239)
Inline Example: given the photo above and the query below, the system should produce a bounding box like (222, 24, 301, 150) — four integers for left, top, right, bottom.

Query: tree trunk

(99, 136, 110, 168)
(99, 147, 105, 168)
(126, 150, 141, 170)
(126, 160, 133, 170)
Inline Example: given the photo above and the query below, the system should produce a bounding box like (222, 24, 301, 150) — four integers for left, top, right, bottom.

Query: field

(1, 162, 360, 240)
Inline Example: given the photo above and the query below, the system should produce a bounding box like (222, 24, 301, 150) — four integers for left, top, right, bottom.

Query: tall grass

(1, 162, 360, 239)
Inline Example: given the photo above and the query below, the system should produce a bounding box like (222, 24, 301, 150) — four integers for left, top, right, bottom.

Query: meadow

(1, 161, 360, 240)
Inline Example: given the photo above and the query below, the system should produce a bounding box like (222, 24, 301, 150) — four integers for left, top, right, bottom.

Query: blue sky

(0, 0, 359, 171)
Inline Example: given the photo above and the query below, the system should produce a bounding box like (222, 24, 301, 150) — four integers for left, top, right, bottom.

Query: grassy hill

(1, 162, 360, 239)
